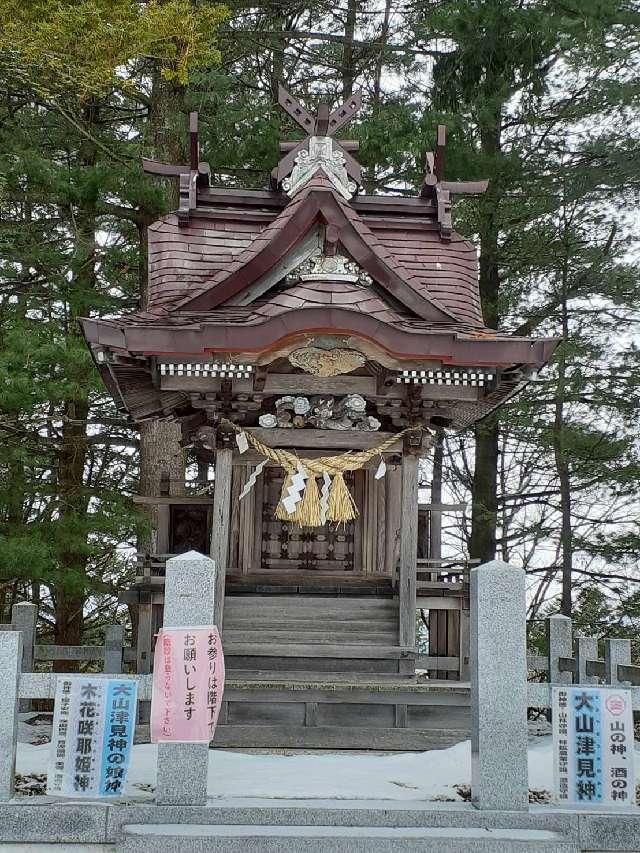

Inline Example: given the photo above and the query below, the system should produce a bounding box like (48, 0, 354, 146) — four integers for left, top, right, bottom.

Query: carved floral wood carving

(288, 345, 365, 377)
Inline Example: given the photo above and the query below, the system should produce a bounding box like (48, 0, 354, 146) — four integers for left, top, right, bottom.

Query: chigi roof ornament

(272, 85, 362, 192)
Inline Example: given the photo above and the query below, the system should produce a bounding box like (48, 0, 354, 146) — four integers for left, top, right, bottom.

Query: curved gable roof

(175, 172, 459, 324)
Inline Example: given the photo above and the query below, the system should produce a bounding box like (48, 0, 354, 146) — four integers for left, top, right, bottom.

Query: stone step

(120, 823, 578, 853)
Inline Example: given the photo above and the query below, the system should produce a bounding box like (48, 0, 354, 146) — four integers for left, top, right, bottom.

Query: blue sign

(553, 686, 635, 807)
(48, 676, 137, 798)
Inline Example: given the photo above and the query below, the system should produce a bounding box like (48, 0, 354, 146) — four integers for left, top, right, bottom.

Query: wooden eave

(80, 311, 560, 370)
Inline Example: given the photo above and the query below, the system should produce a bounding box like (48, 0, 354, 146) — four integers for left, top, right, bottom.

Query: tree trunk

(469, 414, 499, 563)
(138, 420, 187, 551)
(341, 0, 358, 99)
(138, 72, 187, 552)
(553, 258, 572, 615)
(53, 102, 97, 669)
(469, 112, 502, 564)
(429, 427, 444, 561)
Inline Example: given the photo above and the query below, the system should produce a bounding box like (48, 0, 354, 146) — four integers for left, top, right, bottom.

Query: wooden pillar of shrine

(399, 449, 419, 651)
(211, 444, 233, 630)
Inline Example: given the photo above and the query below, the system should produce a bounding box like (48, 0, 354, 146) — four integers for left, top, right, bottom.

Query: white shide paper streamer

(238, 459, 268, 501)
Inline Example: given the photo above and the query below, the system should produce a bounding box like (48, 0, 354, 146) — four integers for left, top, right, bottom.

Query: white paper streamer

(375, 458, 387, 480)
(319, 472, 332, 524)
(236, 431, 249, 454)
(238, 459, 267, 501)
(282, 463, 308, 514)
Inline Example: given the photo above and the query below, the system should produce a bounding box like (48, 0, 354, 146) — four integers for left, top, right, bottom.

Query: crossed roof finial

(272, 84, 363, 190)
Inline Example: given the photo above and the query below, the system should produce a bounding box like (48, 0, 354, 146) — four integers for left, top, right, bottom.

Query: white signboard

(47, 676, 137, 798)
(553, 686, 635, 807)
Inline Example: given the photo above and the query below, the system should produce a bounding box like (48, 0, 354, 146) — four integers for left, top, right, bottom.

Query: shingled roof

(143, 172, 482, 328)
(80, 100, 559, 431)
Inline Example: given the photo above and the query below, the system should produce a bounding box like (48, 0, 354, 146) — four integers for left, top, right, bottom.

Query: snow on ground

(16, 737, 561, 801)
(21, 734, 640, 802)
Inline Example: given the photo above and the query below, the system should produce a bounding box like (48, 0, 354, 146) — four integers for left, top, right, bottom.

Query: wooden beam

(418, 503, 467, 512)
(315, 102, 330, 135)
(133, 495, 213, 506)
(278, 83, 315, 133)
(246, 428, 401, 451)
(384, 462, 401, 577)
(441, 180, 489, 195)
(232, 451, 395, 467)
(262, 373, 375, 396)
(399, 453, 419, 649)
(280, 140, 359, 153)
(211, 447, 233, 630)
(229, 227, 322, 306)
(328, 91, 362, 135)
(434, 125, 446, 181)
(416, 596, 462, 610)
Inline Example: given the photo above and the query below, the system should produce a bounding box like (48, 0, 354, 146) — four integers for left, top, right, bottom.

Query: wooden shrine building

(81, 89, 557, 749)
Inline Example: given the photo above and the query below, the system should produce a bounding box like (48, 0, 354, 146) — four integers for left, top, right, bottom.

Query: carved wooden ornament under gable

(286, 248, 372, 287)
(289, 345, 366, 377)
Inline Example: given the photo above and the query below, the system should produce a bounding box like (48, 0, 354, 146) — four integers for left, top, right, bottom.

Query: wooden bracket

(253, 366, 268, 392)
(419, 123, 488, 240)
(143, 111, 211, 227)
(216, 422, 236, 450)
(403, 427, 427, 454)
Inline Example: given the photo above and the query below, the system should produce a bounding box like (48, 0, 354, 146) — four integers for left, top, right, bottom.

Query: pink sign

(150, 627, 225, 743)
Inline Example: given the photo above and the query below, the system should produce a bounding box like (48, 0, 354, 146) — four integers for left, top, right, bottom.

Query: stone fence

(0, 556, 639, 814)
(527, 615, 640, 687)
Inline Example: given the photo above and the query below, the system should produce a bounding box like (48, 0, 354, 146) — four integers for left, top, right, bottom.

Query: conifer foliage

(1, 0, 639, 652)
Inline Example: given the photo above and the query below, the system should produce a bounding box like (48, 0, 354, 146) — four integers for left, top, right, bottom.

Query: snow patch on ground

(23, 735, 640, 802)
(15, 737, 563, 801)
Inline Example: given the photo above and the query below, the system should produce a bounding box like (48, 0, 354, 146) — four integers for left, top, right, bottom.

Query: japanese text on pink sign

(151, 626, 225, 743)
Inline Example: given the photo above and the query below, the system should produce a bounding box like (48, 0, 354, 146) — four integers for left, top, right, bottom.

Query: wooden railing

(0, 603, 133, 675)
(415, 557, 476, 594)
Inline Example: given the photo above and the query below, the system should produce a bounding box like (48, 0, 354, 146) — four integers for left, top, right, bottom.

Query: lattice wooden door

(260, 468, 356, 573)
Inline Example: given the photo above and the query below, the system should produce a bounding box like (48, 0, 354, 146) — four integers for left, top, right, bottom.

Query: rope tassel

(326, 471, 358, 523)
(294, 474, 321, 527)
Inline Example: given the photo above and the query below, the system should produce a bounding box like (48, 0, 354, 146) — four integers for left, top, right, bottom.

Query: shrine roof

(78, 95, 560, 433)
(81, 306, 557, 370)
(144, 173, 482, 327)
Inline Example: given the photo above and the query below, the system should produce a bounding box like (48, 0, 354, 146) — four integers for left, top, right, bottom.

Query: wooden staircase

(222, 594, 402, 675)
(214, 594, 470, 750)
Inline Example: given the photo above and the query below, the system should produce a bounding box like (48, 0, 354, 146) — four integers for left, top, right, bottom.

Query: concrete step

(120, 823, 579, 853)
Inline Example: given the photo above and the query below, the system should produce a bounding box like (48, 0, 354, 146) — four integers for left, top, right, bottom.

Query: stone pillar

(0, 632, 22, 801)
(156, 551, 216, 806)
(470, 560, 529, 811)
(604, 638, 631, 687)
(104, 624, 124, 674)
(575, 635, 598, 685)
(12, 603, 36, 713)
(546, 614, 573, 685)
